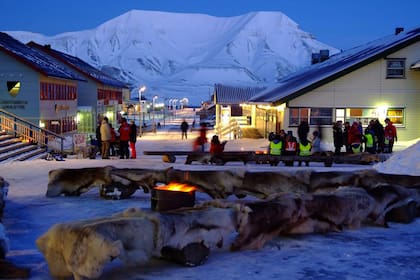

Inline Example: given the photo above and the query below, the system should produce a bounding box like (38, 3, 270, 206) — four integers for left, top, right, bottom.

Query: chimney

(320, 49, 330, 62)
(312, 50, 330, 65)
(311, 53, 321, 65)
(395, 27, 404, 35)
(44, 44, 51, 49)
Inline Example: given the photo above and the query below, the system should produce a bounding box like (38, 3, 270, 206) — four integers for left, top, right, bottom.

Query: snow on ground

(2, 119, 420, 279)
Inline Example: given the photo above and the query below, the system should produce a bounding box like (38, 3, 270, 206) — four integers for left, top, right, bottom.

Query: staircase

(0, 109, 65, 163)
(0, 131, 48, 163)
(240, 127, 264, 139)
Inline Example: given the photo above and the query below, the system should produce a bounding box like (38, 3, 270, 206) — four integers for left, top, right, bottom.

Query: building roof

(0, 32, 86, 81)
(214, 83, 266, 105)
(411, 60, 420, 70)
(249, 27, 420, 105)
(27, 41, 128, 89)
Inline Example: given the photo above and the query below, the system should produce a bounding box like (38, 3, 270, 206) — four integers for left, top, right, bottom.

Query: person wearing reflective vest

(268, 134, 283, 166)
(298, 139, 311, 166)
(364, 127, 375, 154)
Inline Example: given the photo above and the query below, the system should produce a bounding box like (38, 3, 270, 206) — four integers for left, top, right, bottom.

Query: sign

(55, 104, 70, 112)
(73, 133, 87, 147)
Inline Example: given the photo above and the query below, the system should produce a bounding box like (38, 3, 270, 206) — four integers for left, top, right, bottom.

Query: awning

(410, 60, 420, 70)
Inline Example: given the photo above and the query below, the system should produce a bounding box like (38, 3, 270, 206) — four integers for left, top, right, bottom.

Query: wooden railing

(215, 118, 242, 140)
(0, 109, 64, 154)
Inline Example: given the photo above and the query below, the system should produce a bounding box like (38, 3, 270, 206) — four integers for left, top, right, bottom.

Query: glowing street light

(138, 86, 146, 136)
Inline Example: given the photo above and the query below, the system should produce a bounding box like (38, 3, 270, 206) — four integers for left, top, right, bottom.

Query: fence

(0, 109, 64, 154)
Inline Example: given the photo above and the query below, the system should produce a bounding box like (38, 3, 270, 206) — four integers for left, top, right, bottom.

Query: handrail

(215, 118, 242, 140)
(0, 109, 65, 154)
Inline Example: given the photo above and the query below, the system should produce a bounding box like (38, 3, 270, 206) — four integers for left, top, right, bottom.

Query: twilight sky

(1, 0, 418, 50)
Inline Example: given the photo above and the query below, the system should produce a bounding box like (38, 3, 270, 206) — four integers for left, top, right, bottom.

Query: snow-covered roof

(0, 32, 86, 81)
(27, 41, 128, 89)
(214, 83, 266, 105)
(411, 60, 420, 70)
(249, 27, 420, 105)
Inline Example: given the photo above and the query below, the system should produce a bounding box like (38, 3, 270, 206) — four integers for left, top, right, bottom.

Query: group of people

(333, 118, 397, 155)
(267, 121, 321, 166)
(95, 117, 138, 159)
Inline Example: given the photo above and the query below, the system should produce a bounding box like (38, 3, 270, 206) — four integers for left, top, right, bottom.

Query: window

(309, 108, 333, 125)
(289, 108, 308, 126)
(343, 107, 405, 127)
(386, 58, 405, 78)
(386, 109, 404, 125)
(289, 108, 333, 126)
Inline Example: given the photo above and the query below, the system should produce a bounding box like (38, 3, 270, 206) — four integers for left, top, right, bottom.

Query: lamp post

(152, 95, 158, 133)
(138, 86, 146, 136)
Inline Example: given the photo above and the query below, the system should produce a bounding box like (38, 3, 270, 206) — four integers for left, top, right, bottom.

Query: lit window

(386, 59, 405, 78)
(310, 108, 332, 125)
(289, 108, 309, 126)
(386, 109, 404, 125)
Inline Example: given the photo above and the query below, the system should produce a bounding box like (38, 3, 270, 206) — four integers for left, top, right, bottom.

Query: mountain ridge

(6, 10, 338, 105)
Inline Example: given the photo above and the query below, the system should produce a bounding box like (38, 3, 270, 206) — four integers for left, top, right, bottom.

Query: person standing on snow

(180, 119, 189, 140)
(118, 118, 130, 159)
(100, 117, 111, 159)
(129, 120, 137, 159)
(384, 118, 397, 153)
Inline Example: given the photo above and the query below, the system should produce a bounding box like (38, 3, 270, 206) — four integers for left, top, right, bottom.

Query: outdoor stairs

(0, 131, 47, 163)
(240, 127, 264, 139)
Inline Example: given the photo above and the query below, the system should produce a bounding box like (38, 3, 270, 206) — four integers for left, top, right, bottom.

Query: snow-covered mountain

(7, 10, 338, 105)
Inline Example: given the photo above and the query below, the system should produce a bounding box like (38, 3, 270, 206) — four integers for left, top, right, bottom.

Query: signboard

(73, 133, 87, 147)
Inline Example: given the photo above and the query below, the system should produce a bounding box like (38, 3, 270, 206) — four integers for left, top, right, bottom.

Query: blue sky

(1, 0, 418, 49)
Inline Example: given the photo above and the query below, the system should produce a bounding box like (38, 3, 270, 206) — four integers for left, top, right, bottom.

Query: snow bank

(374, 140, 420, 175)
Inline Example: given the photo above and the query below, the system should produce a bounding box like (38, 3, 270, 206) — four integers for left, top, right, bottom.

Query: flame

(155, 182, 197, 192)
(255, 150, 267, 154)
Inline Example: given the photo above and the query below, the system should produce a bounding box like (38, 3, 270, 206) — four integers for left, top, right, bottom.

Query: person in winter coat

(332, 121, 344, 155)
(129, 120, 137, 159)
(283, 131, 298, 166)
(384, 118, 397, 153)
(297, 120, 309, 143)
(311, 130, 321, 155)
(268, 133, 283, 166)
(364, 125, 376, 154)
(343, 121, 351, 153)
(209, 135, 227, 154)
(109, 124, 117, 156)
(298, 138, 312, 166)
(348, 121, 362, 153)
(100, 117, 111, 159)
(118, 118, 130, 159)
(180, 119, 189, 140)
(373, 119, 385, 153)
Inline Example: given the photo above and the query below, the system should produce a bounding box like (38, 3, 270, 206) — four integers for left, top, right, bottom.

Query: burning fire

(155, 182, 197, 192)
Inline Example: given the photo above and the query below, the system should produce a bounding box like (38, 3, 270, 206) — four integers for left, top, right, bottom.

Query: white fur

(37, 217, 157, 279)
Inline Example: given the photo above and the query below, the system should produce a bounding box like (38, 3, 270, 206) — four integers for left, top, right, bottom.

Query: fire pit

(151, 182, 196, 211)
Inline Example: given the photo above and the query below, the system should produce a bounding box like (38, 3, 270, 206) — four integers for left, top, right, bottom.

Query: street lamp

(152, 95, 158, 133)
(138, 86, 146, 136)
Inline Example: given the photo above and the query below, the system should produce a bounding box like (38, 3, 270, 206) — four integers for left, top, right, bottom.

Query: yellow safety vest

(365, 134, 374, 148)
(299, 142, 311, 156)
(270, 141, 282, 155)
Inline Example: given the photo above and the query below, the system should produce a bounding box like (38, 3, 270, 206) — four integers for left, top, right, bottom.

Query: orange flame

(155, 182, 197, 192)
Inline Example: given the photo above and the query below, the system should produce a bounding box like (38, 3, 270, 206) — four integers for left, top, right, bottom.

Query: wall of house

(0, 51, 41, 124)
(287, 41, 420, 143)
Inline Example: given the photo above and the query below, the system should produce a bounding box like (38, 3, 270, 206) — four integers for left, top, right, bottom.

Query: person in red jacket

(384, 118, 397, 153)
(209, 135, 227, 154)
(118, 118, 130, 159)
(348, 121, 362, 153)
